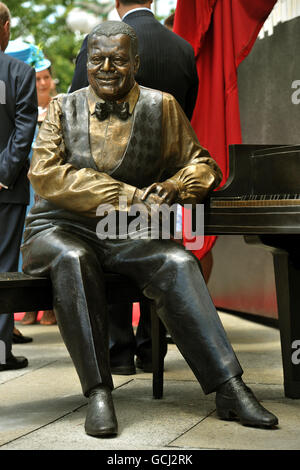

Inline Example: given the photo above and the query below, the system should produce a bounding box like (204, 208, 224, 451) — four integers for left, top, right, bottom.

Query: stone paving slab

(1, 380, 214, 450)
(0, 312, 296, 451)
(172, 391, 300, 450)
(0, 325, 133, 447)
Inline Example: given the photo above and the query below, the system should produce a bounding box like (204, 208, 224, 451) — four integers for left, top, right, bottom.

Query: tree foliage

(5, 1, 175, 93)
(7, 0, 83, 92)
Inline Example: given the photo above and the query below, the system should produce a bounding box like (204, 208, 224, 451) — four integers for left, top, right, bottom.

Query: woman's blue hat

(5, 39, 51, 72)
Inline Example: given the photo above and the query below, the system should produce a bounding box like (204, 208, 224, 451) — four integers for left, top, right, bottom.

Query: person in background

(163, 11, 174, 31)
(19, 45, 57, 327)
(36, 64, 56, 125)
(0, 2, 37, 368)
(5, 41, 57, 330)
(69, 0, 200, 375)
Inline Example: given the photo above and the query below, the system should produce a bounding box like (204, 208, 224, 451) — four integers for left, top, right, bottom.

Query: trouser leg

(109, 300, 164, 367)
(0, 203, 26, 359)
(102, 239, 243, 394)
(135, 300, 168, 363)
(22, 228, 113, 395)
(0, 314, 14, 361)
(108, 302, 136, 367)
(144, 248, 242, 393)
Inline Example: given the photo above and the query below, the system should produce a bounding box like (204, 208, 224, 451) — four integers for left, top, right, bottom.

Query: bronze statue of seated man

(21, 21, 278, 437)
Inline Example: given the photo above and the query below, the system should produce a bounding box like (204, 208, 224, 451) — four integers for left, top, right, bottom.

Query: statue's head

(87, 21, 140, 101)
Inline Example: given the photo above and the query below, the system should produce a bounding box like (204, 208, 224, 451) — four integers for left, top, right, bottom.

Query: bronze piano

(204, 144, 300, 399)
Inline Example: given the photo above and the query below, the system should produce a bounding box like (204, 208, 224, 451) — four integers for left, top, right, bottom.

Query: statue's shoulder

(139, 85, 163, 98)
(138, 86, 164, 108)
(59, 87, 88, 105)
(138, 85, 176, 104)
(50, 93, 65, 104)
(67, 87, 89, 97)
(56, 88, 89, 115)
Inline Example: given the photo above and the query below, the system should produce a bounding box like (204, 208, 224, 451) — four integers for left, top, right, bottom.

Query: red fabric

(174, 0, 276, 260)
(132, 303, 140, 326)
(15, 308, 142, 326)
(14, 312, 44, 321)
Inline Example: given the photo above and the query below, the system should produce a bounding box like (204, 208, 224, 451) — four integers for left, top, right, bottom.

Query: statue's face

(87, 33, 139, 101)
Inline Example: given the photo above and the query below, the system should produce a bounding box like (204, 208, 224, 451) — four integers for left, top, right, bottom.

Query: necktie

(95, 101, 130, 121)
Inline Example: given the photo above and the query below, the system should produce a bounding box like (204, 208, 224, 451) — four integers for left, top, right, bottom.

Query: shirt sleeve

(161, 93, 222, 204)
(29, 96, 136, 217)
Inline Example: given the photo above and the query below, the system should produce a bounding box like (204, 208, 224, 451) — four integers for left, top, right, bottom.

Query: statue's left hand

(141, 181, 179, 205)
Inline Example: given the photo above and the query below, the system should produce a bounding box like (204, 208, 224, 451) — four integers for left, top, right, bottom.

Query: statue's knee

(59, 246, 92, 266)
(148, 249, 197, 293)
(165, 249, 196, 273)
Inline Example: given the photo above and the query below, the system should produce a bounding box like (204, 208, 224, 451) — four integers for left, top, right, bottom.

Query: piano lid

(252, 145, 300, 196)
(204, 144, 300, 235)
(211, 144, 300, 198)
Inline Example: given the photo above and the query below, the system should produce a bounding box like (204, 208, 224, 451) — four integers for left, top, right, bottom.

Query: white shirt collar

(122, 8, 153, 20)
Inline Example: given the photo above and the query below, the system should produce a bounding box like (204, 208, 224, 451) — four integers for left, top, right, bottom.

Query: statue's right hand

(141, 181, 179, 205)
(134, 187, 164, 207)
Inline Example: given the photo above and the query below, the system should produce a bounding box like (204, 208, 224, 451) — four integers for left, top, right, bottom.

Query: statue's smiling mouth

(96, 74, 119, 82)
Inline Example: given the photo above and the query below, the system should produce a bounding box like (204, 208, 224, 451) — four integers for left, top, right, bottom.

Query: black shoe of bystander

(0, 354, 28, 371)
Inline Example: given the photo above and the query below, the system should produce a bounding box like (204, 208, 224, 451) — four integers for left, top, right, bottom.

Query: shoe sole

(0, 362, 28, 371)
(135, 359, 153, 373)
(85, 427, 118, 437)
(12, 336, 33, 344)
(217, 408, 278, 428)
(136, 365, 153, 373)
(110, 366, 136, 375)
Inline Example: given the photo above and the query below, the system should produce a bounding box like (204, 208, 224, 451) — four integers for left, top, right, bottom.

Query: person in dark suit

(0, 2, 38, 371)
(70, 1, 198, 119)
(69, 0, 199, 375)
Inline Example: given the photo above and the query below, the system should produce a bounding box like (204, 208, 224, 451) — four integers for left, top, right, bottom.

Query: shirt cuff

(0, 182, 8, 189)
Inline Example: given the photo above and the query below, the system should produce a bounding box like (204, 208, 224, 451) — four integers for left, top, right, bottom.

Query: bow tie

(95, 101, 130, 121)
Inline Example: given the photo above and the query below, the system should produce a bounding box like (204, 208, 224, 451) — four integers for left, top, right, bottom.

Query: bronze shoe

(85, 385, 118, 437)
(216, 376, 278, 428)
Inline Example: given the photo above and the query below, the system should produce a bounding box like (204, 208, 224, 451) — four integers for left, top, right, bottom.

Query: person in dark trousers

(0, 2, 37, 370)
(69, 0, 199, 375)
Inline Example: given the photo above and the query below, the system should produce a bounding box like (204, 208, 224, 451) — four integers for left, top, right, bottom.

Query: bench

(0, 272, 166, 399)
(2, 268, 300, 399)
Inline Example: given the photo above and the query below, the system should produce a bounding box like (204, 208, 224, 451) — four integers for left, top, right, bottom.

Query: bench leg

(151, 302, 166, 399)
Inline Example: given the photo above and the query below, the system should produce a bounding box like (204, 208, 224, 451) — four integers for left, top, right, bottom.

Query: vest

(61, 86, 163, 188)
(24, 86, 164, 240)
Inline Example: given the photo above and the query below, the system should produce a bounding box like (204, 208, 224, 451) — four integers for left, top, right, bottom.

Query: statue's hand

(133, 188, 163, 217)
(141, 181, 179, 206)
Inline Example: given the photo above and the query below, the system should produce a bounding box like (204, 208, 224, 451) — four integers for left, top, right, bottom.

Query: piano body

(204, 144, 300, 234)
(204, 144, 300, 398)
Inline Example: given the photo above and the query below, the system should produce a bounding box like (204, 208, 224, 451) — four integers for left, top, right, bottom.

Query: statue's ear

(134, 55, 140, 75)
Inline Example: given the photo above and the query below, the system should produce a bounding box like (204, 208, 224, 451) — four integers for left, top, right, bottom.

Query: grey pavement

(0, 312, 299, 451)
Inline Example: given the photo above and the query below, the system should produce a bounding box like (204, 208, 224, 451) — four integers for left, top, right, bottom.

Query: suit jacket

(69, 10, 198, 119)
(0, 50, 37, 204)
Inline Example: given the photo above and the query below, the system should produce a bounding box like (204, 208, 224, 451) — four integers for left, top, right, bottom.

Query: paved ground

(0, 312, 299, 451)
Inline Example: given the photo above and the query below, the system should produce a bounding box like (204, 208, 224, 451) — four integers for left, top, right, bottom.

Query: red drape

(174, 0, 277, 259)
